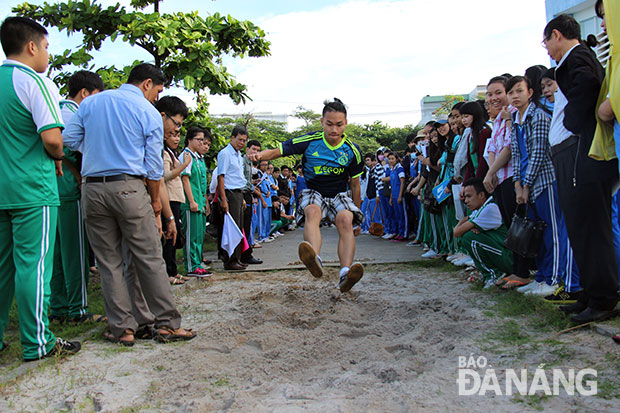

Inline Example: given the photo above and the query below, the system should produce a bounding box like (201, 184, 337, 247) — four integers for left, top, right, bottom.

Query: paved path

(206, 227, 424, 271)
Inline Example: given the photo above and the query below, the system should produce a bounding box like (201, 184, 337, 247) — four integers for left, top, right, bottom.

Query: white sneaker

(263, 237, 274, 243)
(381, 233, 393, 239)
(453, 256, 473, 266)
(406, 241, 417, 246)
(483, 278, 496, 289)
(516, 280, 539, 293)
(361, 230, 370, 235)
(525, 282, 558, 296)
(446, 253, 461, 262)
(421, 249, 441, 259)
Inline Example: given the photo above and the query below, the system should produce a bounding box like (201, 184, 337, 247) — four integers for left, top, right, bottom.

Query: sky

(0, 0, 552, 128)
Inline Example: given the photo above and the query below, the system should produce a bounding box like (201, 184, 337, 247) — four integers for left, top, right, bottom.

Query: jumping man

(249, 98, 365, 292)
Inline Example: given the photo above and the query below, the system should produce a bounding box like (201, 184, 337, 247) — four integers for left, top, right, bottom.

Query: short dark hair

(425, 120, 435, 127)
(0, 17, 47, 57)
(127, 63, 166, 86)
(246, 139, 261, 149)
(364, 153, 375, 161)
(595, 0, 603, 19)
(154, 96, 188, 119)
(271, 195, 279, 203)
(273, 166, 280, 173)
(406, 133, 417, 144)
(505, 75, 532, 94)
(542, 67, 556, 81)
(463, 178, 489, 198)
(544, 14, 581, 41)
(67, 70, 104, 98)
(186, 126, 205, 141)
(451, 101, 465, 112)
(487, 75, 508, 88)
(281, 165, 290, 172)
(231, 125, 248, 138)
(322, 97, 347, 117)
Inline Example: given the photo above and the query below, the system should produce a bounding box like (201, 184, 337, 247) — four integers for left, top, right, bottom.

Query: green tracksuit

(49, 101, 90, 319)
(181, 148, 206, 272)
(0, 61, 63, 359)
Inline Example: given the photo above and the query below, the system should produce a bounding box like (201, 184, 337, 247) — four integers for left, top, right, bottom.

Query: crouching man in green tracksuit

(454, 178, 514, 284)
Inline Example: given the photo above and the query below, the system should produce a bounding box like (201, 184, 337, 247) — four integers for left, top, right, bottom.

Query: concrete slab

(204, 227, 425, 271)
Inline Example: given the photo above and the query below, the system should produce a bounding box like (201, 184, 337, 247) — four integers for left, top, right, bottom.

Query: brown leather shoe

(224, 262, 246, 271)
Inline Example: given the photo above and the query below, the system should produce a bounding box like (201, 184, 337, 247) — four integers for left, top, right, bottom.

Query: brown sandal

(154, 326, 196, 343)
(103, 329, 135, 347)
(169, 276, 185, 285)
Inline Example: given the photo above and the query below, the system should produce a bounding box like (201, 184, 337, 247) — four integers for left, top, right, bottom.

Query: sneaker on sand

(544, 285, 581, 304)
(339, 262, 364, 292)
(187, 268, 212, 278)
(525, 282, 558, 296)
(447, 253, 465, 262)
(516, 280, 540, 293)
(421, 249, 441, 259)
(453, 256, 474, 266)
(298, 241, 323, 278)
(24, 337, 81, 362)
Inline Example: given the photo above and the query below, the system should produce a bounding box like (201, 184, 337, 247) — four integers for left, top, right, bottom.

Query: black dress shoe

(224, 262, 246, 271)
(559, 301, 587, 315)
(202, 259, 212, 265)
(570, 307, 619, 324)
(241, 257, 263, 265)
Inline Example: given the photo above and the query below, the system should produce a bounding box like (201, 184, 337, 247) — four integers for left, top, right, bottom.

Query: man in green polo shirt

(0, 17, 80, 361)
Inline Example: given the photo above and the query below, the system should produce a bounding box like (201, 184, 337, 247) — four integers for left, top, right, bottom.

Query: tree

(14, 0, 271, 104)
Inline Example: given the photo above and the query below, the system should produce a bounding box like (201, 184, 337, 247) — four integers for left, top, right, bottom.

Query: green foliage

(434, 94, 466, 117)
(14, 0, 271, 102)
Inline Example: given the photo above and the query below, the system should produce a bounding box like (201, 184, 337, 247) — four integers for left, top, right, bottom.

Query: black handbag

(504, 203, 546, 258)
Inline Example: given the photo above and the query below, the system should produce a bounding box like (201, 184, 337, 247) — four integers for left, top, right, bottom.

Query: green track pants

(182, 210, 205, 272)
(0, 206, 58, 359)
(50, 200, 89, 318)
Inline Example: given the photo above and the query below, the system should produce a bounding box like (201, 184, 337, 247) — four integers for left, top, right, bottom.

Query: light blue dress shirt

(63, 83, 164, 180)
(216, 143, 247, 190)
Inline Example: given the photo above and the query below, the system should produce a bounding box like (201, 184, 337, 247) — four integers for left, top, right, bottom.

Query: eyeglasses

(541, 32, 553, 48)
(166, 114, 183, 129)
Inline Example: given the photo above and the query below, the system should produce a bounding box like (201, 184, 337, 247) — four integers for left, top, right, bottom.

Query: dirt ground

(1, 232, 620, 412)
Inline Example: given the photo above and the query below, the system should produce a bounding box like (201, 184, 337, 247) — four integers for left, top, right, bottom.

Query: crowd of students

(2, 4, 620, 363)
(354, 6, 620, 326)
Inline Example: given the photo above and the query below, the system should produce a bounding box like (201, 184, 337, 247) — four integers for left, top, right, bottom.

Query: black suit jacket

(555, 44, 618, 183)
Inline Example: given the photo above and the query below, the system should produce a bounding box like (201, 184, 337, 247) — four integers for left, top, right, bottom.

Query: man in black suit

(543, 14, 619, 323)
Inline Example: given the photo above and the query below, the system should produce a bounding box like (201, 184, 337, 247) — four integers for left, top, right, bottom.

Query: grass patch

(596, 379, 620, 400)
(479, 288, 571, 333)
(485, 320, 531, 346)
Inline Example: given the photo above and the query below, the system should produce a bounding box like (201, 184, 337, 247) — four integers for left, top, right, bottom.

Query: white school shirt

(549, 44, 579, 147)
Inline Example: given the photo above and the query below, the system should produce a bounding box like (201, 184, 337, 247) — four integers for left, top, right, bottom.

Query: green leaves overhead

(13, 0, 271, 103)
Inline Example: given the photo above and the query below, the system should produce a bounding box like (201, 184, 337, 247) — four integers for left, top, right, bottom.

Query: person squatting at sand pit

(249, 98, 365, 292)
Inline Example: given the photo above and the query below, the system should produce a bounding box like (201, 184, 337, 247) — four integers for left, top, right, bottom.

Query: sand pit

(1, 232, 619, 412)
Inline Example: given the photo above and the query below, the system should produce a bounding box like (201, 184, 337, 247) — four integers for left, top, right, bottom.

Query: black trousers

(241, 190, 254, 262)
(161, 201, 182, 277)
(552, 143, 619, 310)
(493, 178, 535, 277)
(220, 189, 244, 264)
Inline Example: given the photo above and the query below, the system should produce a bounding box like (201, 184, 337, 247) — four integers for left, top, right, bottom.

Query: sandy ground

(1, 231, 619, 412)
